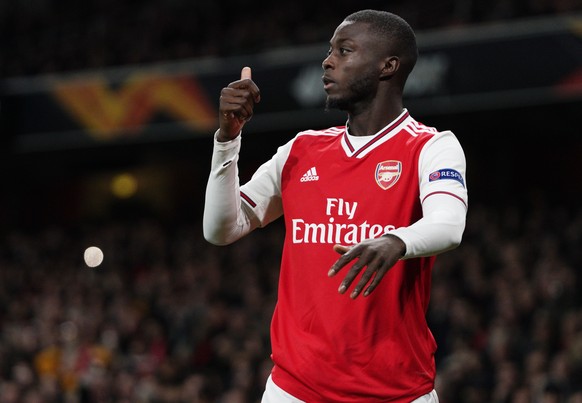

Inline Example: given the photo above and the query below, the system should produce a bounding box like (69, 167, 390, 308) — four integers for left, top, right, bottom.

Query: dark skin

(217, 20, 407, 299)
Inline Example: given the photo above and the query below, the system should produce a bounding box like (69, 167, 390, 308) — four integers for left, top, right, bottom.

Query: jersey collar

(341, 109, 411, 158)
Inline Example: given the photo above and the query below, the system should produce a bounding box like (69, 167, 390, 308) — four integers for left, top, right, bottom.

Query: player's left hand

(328, 234, 406, 299)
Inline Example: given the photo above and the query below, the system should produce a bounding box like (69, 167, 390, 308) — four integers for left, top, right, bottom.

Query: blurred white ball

(84, 246, 104, 267)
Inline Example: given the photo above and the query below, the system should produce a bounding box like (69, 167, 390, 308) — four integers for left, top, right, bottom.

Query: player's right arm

(203, 67, 259, 245)
(203, 137, 291, 245)
(203, 67, 286, 245)
(202, 132, 251, 245)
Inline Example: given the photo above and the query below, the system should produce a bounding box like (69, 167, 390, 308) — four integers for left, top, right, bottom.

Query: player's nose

(322, 53, 334, 70)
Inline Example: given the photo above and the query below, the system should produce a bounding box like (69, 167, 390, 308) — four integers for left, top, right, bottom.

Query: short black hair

(344, 9, 418, 77)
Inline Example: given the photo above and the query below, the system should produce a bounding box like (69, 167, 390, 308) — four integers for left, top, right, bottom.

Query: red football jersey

(237, 111, 466, 401)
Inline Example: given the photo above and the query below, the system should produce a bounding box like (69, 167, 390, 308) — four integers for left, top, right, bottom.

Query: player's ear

(380, 56, 399, 80)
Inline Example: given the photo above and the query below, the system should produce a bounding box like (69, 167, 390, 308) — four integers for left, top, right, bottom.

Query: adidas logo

(300, 167, 319, 182)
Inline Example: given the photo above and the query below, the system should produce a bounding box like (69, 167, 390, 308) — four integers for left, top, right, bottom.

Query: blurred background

(1, 0, 582, 402)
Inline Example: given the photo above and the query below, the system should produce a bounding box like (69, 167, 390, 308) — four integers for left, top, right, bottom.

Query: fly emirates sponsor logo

(291, 198, 396, 244)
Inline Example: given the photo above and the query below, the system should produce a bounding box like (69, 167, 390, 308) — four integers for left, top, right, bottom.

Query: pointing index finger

(241, 66, 252, 80)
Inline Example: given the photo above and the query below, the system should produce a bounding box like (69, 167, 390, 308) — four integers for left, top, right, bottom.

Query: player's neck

(347, 102, 404, 137)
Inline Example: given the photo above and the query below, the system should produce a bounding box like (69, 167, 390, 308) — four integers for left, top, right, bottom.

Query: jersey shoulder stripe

(403, 119, 439, 138)
(296, 126, 345, 138)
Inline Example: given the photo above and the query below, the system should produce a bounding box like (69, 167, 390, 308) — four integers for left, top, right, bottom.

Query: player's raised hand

(328, 234, 406, 299)
(217, 66, 261, 142)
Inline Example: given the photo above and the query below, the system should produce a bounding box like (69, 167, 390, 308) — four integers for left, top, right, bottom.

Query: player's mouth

(322, 76, 335, 91)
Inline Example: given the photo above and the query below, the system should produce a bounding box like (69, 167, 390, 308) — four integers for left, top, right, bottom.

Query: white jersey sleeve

(204, 127, 467, 258)
(203, 131, 291, 245)
(388, 130, 468, 258)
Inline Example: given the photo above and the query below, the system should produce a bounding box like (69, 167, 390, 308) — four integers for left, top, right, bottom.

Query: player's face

(322, 21, 386, 112)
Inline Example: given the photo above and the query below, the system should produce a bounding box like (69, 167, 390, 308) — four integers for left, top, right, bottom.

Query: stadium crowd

(1, 0, 582, 78)
(0, 195, 581, 402)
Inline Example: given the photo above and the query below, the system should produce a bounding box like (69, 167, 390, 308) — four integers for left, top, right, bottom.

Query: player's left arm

(329, 131, 467, 298)
(389, 130, 468, 257)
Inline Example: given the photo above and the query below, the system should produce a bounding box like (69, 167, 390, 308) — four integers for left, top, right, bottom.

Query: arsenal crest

(375, 160, 402, 190)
